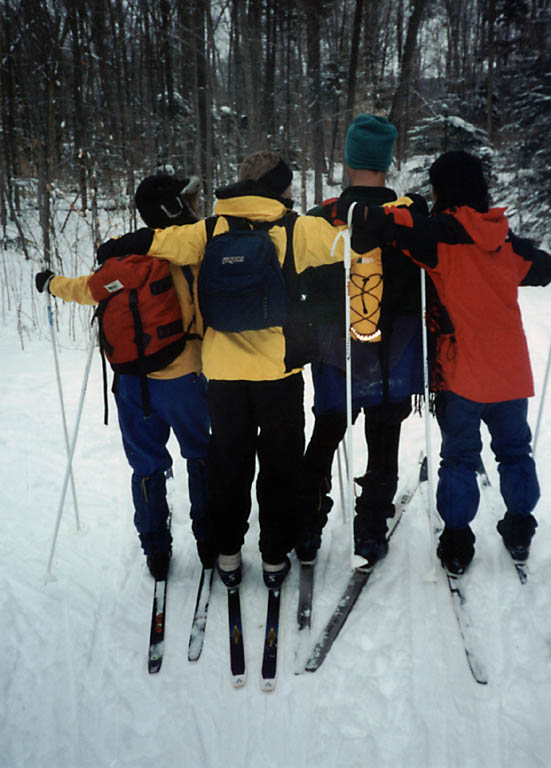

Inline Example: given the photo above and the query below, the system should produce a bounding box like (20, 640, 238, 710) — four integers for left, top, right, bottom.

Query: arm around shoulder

(512, 232, 551, 286)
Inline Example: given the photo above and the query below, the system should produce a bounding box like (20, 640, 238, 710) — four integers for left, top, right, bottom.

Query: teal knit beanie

(344, 114, 398, 172)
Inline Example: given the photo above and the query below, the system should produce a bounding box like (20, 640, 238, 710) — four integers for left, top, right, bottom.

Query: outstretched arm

(510, 232, 551, 286)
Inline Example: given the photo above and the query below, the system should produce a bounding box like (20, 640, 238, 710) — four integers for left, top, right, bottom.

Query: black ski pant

(300, 398, 412, 545)
(207, 373, 305, 565)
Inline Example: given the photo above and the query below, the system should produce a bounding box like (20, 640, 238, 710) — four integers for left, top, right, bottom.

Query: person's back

(296, 113, 425, 568)
(36, 174, 213, 580)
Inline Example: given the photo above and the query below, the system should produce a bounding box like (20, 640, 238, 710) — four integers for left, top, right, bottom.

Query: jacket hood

(453, 205, 509, 253)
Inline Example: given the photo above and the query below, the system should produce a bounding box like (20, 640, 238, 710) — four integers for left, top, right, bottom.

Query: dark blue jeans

(115, 372, 210, 555)
(435, 391, 539, 528)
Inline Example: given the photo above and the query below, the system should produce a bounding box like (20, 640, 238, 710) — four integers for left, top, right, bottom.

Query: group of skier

(36, 111, 551, 588)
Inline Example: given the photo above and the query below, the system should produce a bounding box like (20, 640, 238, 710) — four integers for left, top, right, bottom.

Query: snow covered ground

(2, 210, 551, 768)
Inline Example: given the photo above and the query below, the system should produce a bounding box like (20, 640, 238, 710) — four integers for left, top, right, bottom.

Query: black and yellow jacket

(302, 186, 425, 398)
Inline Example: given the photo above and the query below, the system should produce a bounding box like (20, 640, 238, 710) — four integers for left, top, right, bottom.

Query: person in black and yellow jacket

(296, 114, 426, 569)
(95, 151, 349, 590)
(36, 175, 213, 581)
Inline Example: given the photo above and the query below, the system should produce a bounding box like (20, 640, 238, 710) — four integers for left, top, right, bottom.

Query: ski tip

(232, 674, 246, 688)
(261, 678, 276, 692)
(148, 649, 163, 674)
(304, 662, 320, 673)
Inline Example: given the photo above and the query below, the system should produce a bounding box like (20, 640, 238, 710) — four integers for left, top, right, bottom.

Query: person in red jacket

(340, 150, 551, 574)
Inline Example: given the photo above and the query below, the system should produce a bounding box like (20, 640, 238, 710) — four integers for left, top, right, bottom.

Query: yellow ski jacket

(146, 194, 346, 381)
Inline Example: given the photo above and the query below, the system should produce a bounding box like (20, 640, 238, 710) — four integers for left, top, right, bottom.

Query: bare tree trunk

(305, 0, 324, 204)
(389, 0, 427, 162)
(486, 0, 495, 141)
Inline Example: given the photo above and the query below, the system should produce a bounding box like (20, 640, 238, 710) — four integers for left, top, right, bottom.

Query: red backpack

(89, 255, 197, 418)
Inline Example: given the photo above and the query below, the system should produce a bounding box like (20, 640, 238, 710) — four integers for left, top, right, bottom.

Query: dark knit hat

(135, 174, 201, 228)
(258, 158, 293, 196)
(345, 114, 398, 172)
(238, 152, 293, 196)
(429, 151, 489, 212)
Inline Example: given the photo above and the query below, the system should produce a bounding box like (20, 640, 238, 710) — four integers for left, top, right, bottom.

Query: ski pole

(420, 270, 437, 582)
(47, 295, 80, 530)
(46, 330, 96, 577)
(330, 203, 358, 567)
(532, 336, 551, 457)
(337, 442, 347, 524)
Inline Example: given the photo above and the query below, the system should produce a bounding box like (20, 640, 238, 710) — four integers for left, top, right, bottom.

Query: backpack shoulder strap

(280, 211, 299, 287)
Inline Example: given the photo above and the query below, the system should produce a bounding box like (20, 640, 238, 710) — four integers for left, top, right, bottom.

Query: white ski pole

(47, 295, 80, 530)
(532, 336, 551, 457)
(420, 269, 438, 582)
(330, 203, 358, 567)
(46, 330, 96, 577)
(337, 442, 347, 524)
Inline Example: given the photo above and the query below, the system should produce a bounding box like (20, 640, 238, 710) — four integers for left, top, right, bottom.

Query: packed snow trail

(3, 253, 551, 767)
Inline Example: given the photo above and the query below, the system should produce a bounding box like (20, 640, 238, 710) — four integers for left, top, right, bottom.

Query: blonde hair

(238, 151, 281, 181)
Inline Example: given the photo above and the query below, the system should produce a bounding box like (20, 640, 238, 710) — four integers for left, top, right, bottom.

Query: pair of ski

(301, 452, 426, 673)
(439, 461, 528, 686)
(225, 583, 282, 691)
(226, 560, 319, 688)
(148, 566, 214, 674)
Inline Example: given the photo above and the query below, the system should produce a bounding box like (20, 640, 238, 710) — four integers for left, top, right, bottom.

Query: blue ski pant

(115, 372, 211, 557)
(435, 391, 540, 528)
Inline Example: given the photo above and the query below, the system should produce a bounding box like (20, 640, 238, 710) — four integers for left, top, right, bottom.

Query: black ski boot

(147, 550, 171, 581)
(295, 495, 334, 563)
(497, 512, 538, 562)
(262, 557, 291, 589)
(437, 526, 475, 575)
(217, 552, 242, 588)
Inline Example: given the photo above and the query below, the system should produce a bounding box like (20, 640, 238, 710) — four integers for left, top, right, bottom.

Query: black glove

(405, 192, 429, 217)
(96, 228, 155, 265)
(336, 197, 368, 228)
(35, 269, 55, 293)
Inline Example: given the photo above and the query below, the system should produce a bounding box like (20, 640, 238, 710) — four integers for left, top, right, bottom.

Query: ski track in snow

(2, 257, 551, 767)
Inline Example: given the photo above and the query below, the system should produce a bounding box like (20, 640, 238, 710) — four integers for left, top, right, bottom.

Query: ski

(261, 587, 282, 691)
(297, 562, 315, 632)
(511, 559, 528, 585)
(445, 572, 488, 685)
(227, 587, 246, 687)
(293, 562, 315, 674)
(188, 567, 214, 662)
(305, 453, 424, 673)
(148, 577, 168, 674)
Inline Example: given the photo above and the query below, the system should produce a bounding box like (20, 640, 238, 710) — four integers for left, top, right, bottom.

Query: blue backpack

(198, 215, 294, 332)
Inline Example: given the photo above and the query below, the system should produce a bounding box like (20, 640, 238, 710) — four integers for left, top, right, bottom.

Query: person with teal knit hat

(295, 112, 426, 568)
(345, 113, 398, 172)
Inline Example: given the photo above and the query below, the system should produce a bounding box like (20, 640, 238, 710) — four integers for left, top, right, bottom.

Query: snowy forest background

(2, 0, 551, 270)
(3, 3, 551, 767)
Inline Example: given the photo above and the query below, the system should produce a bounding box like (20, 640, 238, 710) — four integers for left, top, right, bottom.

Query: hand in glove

(96, 228, 154, 265)
(336, 197, 368, 228)
(35, 269, 55, 293)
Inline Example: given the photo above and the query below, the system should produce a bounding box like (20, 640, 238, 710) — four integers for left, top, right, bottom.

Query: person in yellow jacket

(35, 175, 214, 581)
(95, 151, 347, 589)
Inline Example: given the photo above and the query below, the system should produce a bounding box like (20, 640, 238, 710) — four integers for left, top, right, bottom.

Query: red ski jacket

(352, 204, 551, 403)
